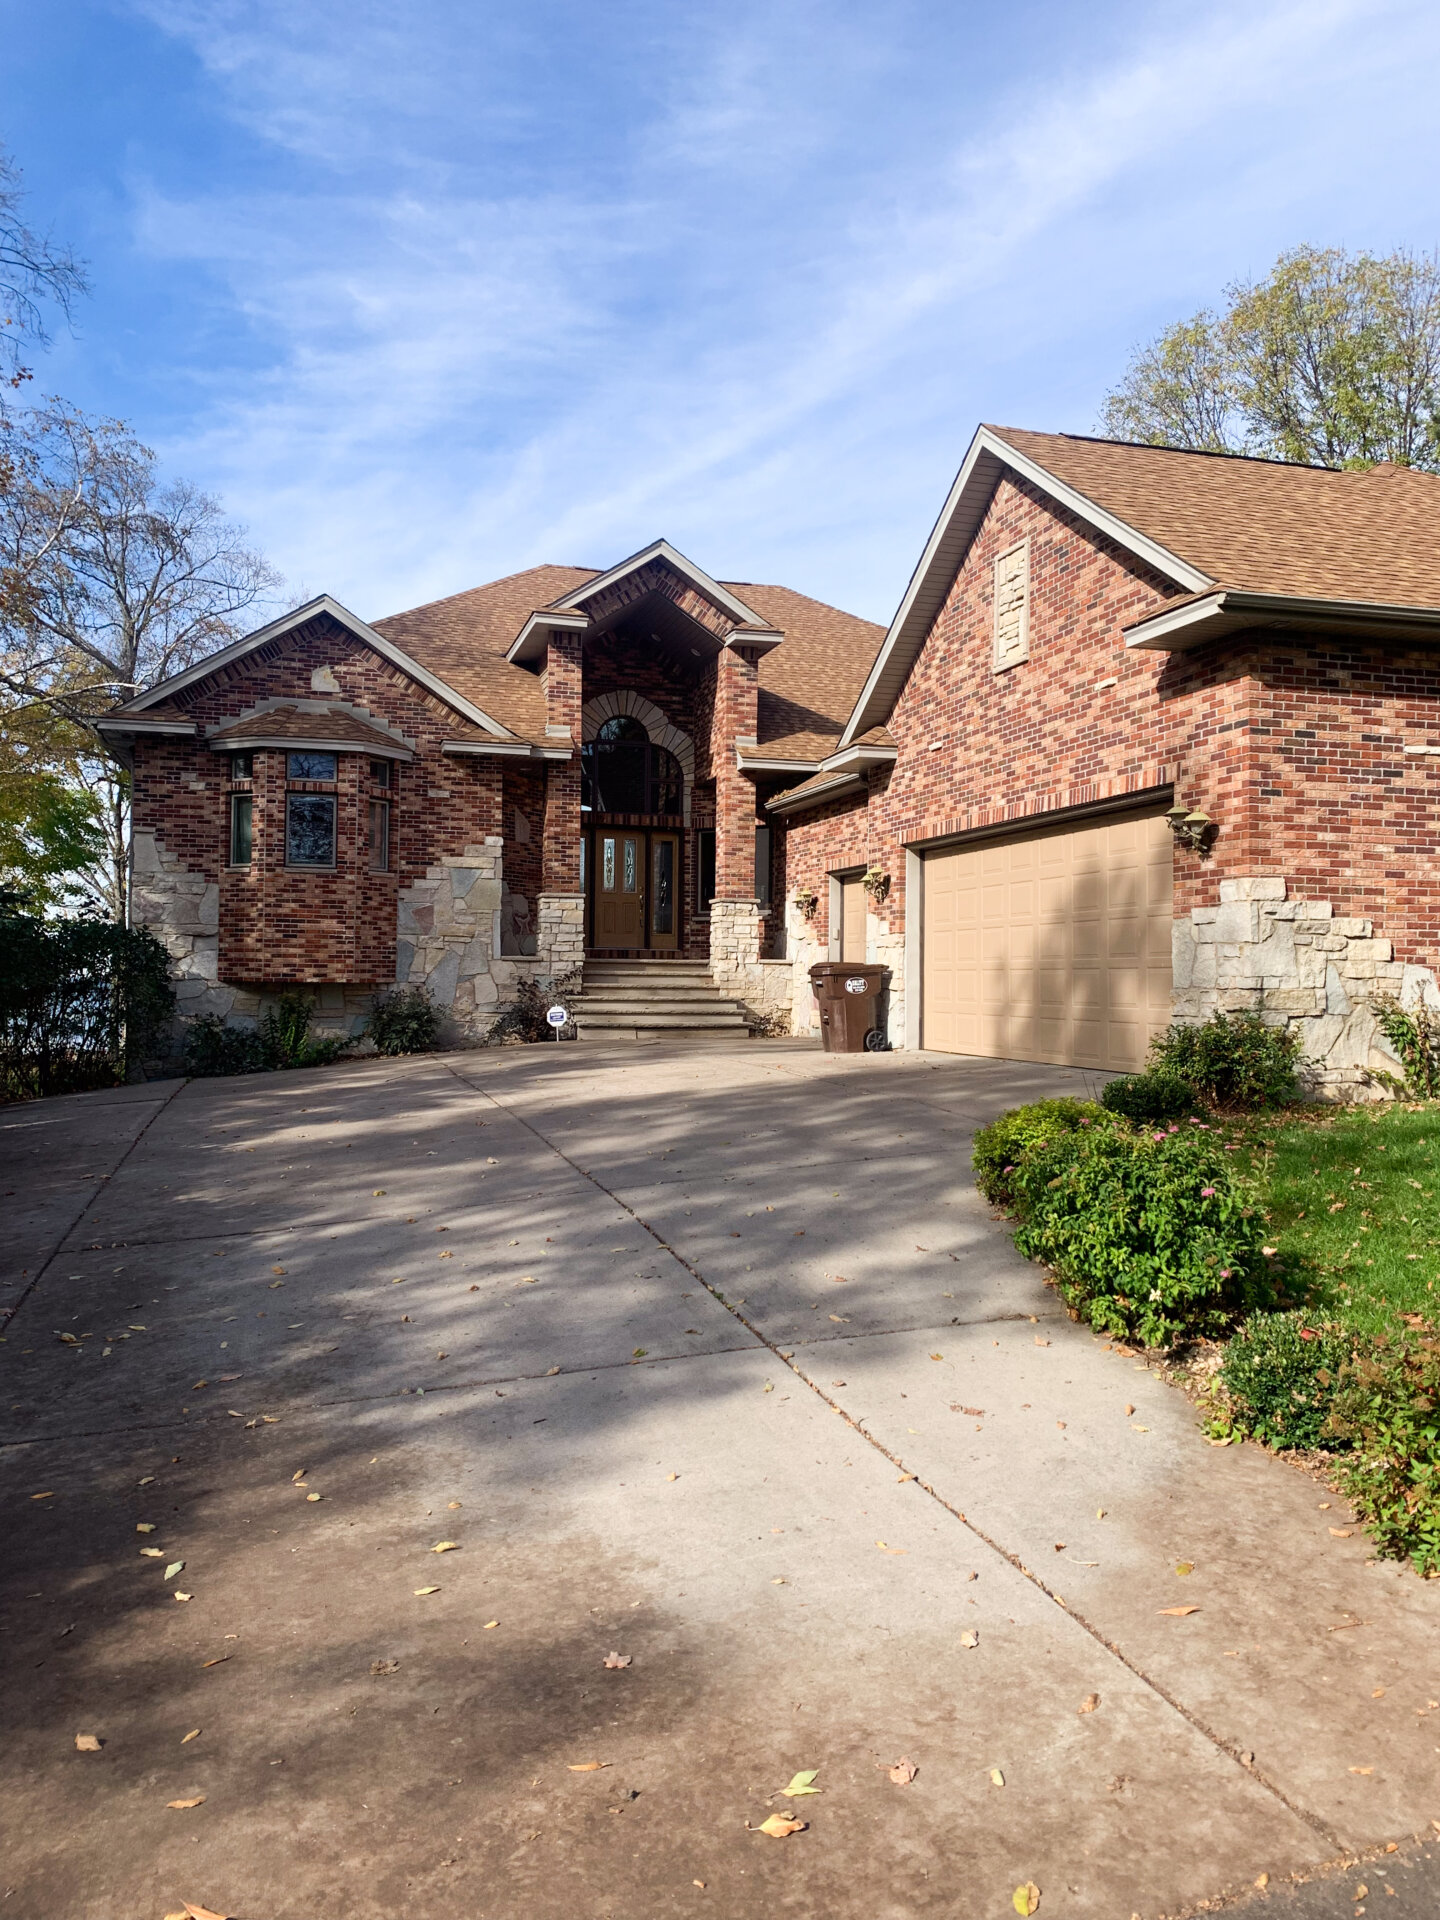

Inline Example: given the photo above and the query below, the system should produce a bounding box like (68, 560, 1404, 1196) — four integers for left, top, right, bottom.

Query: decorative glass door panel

(595, 832, 646, 945)
(649, 834, 678, 950)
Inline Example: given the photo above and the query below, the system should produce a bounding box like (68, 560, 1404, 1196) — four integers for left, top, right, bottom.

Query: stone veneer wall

(1172, 876, 1440, 1100)
(396, 837, 506, 1042)
(708, 898, 794, 1029)
(537, 893, 586, 981)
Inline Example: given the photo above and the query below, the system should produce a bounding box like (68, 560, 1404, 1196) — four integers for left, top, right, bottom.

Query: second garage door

(920, 810, 1173, 1070)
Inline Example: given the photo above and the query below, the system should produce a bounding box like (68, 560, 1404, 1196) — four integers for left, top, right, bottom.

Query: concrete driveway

(3, 1039, 1439, 1920)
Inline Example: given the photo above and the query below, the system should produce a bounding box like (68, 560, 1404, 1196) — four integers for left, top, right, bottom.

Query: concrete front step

(575, 990, 744, 1008)
(575, 958, 752, 1037)
(576, 1013, 750, 1031)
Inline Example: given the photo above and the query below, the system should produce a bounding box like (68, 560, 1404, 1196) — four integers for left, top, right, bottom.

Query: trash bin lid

(807, 961, 887, 980)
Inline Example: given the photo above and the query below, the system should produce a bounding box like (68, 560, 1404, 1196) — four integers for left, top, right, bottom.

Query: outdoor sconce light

(1166, 802, 1217, 855)
(792, 888, 818, 917)
(862, 865, 891, 905)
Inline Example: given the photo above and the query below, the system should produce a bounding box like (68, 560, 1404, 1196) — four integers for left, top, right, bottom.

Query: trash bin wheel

(863, 1028, 887, 1052)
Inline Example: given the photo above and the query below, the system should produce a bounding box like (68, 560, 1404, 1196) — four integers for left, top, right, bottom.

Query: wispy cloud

(120, 0, 1436, 621)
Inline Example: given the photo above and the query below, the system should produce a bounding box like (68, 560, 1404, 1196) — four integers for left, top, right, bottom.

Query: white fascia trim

(766, 771, 867, 814)
(549, 538, 770, 630)
(94, 716, 198, 737)
(110, 594, 515, 738)
(737, 753, 823, 774)
(837, 426, 1213, 748)
(209, 735, 413, 760)
(441, 739, 539, 758)
(723, 627, 784, 654)
(1125, 587, 1440, 650)
(819, 741, 898, 775)
(505, 607, 591, 666)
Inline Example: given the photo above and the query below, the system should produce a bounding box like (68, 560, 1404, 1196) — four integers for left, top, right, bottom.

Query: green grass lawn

(1239, 1103, 1440, 1332)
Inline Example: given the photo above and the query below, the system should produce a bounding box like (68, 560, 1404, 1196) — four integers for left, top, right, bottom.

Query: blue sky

(3, 0, 1439, 626)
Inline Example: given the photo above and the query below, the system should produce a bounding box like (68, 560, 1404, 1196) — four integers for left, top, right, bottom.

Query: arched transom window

(581, 716, 683, 816)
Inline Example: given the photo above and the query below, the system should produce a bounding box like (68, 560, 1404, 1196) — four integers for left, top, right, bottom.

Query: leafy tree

(1100, 246, 1440, 470)
(0, 143, 87, 393)
(1, 403, 280, 916)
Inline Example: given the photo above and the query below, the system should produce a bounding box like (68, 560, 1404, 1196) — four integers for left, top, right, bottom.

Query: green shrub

(971, 1098, 1113, 1211)
(1369, 996, 1440, 1099)
(1218, 1310, 1352, 1450)
(0, 891, 174, 1099)
(367, 985, 441, 1056)
(487, 970, 581, 1045)
(1011, 1123, 1278, 1347)
(1327, 1320, 1440, 1574)
(183, 1017, 268, 1077)
(184, 991, 352, 1078)
(1149, 1011, 1301, 1110)
(1101, 1070, 1198, 1123)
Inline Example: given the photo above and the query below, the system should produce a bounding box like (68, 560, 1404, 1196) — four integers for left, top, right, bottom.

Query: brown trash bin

(809, 962, 888, 1053)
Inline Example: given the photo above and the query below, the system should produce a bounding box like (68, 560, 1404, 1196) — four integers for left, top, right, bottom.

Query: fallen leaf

(174, 1591, 193, 1602)
(432, 1541, 459, 1553)
(140, 1546, 164, 1558)
(1013, 1883, 1041, 1916)
(371, 1659, 400, 1675)
(990, 1767, 1005, 1786)
(666, 1472, 679, 1482)
(779, 1769, 821, 1796)
(182, 1904, 228, 1920)
(166, 1796, 206, 1809)
(544, 1365, 561, 1376)
(1355, 1887, 1368, 1902)
(200, 1655, 231, 1669)
(929, 1352, 943, 1361)
(960, 1629, 979, 1649)
(413, 1586, 440, 1595)
(182, 1728, 201, 1743)
(1131, 1425, 1150, 1433)
(751, 1814, 806, 1837)
(1125, 1404, 1135, 1416)
(292, 1469, 306, 1483)
(1078, 1693, 1100, 1715)
(898, 1473, 916, 1484)
(603, 1651, 633, 1669)
(887, 1758, 917, 1785)
(372, 1189, 385, 1196)
(875, 1541, 907, 1555)
(483, 1619, 499, 1629)
(1176, 1562, 1194, 1576)
(1349, 1765, 1374, 1775)
(439, 1249, 454, 1258)
(568, 1761, 610, 1772)
(1034, 1337, 1050, 1347)
(1329, 1527, 1354, 1538)
(74, 1733, 102, 1751)
(693, 1880, 706, 1889)
(1254, 1873, 1269, 1889)
(164, 1562, 185, 1580)
(306, 1493, 321, 1503)
(1158, 1606, 1201, 1616)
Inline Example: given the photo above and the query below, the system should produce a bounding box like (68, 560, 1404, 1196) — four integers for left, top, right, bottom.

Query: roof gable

(111, 594, 515, 738)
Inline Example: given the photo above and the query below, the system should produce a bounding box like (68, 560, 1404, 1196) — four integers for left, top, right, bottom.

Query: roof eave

(836, 425, 1213, 748)
(1125, 589, 1440, 650)
(93, 716, 198, 738)
(207, 734, 413, 760)
(505, 608, 591, 666)
(548, 538, 770, 629)
(737, 753, 824, 775)
(766, 771, 867, 815)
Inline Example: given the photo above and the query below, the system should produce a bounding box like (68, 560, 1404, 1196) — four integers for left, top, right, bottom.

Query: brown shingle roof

(372, 567, 883, 764)
(730, 583, 885, 760)
(989, 427, 1440, 608)
(372, 565, 599, 739)
(209, 706, 416, 754)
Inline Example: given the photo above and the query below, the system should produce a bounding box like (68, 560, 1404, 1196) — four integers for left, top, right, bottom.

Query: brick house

(101, 430, 1440, 1090)
(98, 540, 883, 1043)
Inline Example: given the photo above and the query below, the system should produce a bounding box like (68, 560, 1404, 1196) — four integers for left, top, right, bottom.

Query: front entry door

(595, 831, 646, 946)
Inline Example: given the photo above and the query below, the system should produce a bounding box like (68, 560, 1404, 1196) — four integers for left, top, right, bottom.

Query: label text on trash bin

(844, 978, 868, 993)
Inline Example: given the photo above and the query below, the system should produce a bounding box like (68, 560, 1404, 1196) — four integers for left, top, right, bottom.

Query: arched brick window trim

(581, 691, 694, 824)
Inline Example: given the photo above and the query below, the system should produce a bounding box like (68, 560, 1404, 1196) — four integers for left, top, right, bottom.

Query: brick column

(710, 643, 759, 900)
(539, 630, 584, 978)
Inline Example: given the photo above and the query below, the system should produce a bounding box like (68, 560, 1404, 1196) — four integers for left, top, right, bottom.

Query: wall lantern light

(1165, 802, 1217, 855)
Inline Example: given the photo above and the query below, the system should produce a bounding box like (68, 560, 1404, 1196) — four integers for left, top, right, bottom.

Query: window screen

(286, 794, 336, 866)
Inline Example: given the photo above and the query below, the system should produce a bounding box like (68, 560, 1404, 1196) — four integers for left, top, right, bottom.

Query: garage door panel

(922, 812, 1172, 1071)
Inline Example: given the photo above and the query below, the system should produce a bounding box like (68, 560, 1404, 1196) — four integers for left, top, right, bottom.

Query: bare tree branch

(0, 144, 88, 391)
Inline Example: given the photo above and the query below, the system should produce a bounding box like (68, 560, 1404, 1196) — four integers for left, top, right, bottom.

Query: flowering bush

(1326, 1320, 1440, 1574)
(1217, 1310, 1352, 1450)
(1010, 1123, 1280, 1347)
(971, 1099, 1114, 1211)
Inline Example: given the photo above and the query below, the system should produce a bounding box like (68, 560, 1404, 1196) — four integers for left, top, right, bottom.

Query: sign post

(546, 1005, 568, 1043)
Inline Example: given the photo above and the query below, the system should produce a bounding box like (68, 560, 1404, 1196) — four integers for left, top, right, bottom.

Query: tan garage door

(921, 811, 1173, 1070)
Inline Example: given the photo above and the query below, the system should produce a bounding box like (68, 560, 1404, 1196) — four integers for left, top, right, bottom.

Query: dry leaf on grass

(1158, 1606, 1200, 1617)
(74, 1733, 102, 1751)
(568, 1761, 611, 1772)
(778, 1770, 821, 1797)
(887, 1758, 917, 1785)
(1012, 1883, 1041, 1916)
(603, 1652, 632, 1670)
(749, 1814, 806, 1838)
(166, 1796, 206, 1809)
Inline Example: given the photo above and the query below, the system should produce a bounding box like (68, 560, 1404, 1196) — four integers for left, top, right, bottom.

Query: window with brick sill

(286, 793, 336, 868)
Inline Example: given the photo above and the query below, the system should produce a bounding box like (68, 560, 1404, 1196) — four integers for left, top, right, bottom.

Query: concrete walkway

(3, 1040, 1439, 1920)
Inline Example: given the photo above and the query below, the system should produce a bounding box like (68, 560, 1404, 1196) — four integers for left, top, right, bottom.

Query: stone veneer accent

(707, 898, 793, 1028)
(396, 836, 505, 1042)
(132, 827, 223, 1025)
(1173, 876, 1440, 1101)
(537, 892, 586, 979)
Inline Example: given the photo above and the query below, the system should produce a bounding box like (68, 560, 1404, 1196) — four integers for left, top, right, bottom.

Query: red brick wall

(501, 763, 546, 912)
(780, 472, 1440, 975)
(131, 611, 501, 985)
(708, 645, 761, 898)
(542, 633, 582, 891)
